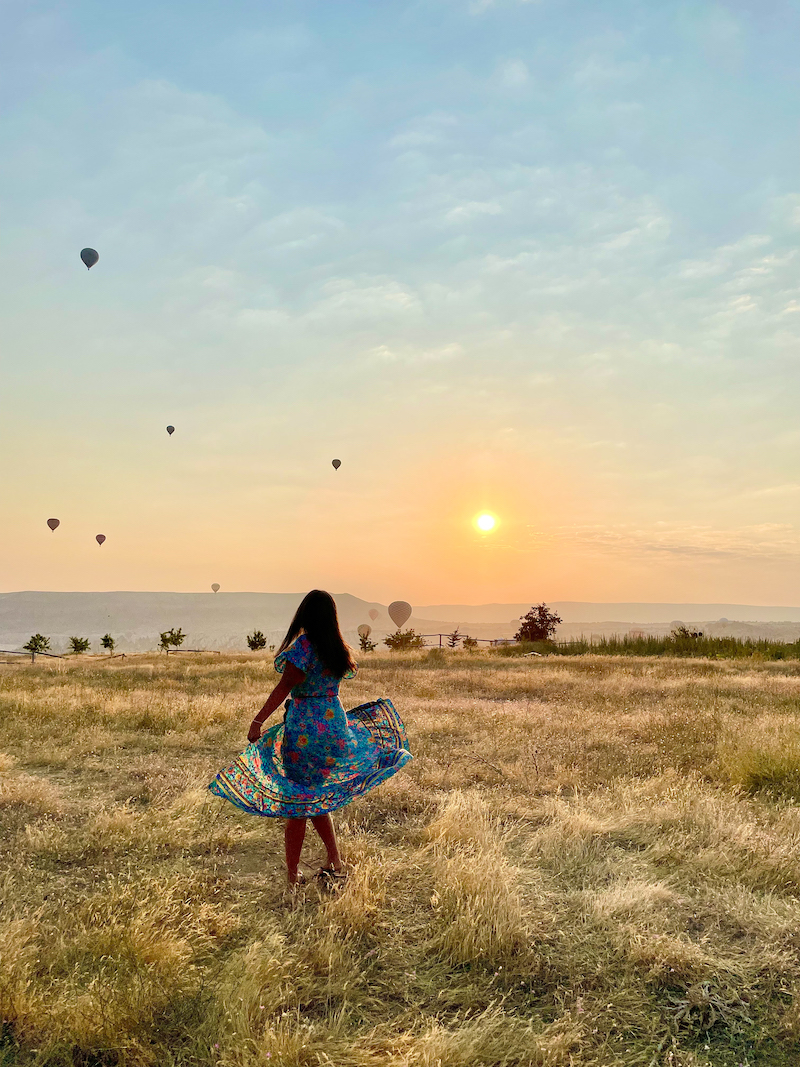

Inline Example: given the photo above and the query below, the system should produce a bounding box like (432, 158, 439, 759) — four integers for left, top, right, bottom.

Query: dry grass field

(3, 651, 800, 1066)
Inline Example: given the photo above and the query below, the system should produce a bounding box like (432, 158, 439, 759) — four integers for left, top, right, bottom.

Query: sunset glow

(3, 3, 800, 605)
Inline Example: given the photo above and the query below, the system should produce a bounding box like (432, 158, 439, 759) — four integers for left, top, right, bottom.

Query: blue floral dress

(208, 635, 412, 818)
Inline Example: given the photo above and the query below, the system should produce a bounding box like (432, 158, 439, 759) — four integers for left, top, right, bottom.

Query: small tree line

(383, 628, 477, 650)
(20, 633, 119, 658)
(380, 604, 563, 651)
(13, 611, 800, 663)
(10, 604, 565, 662)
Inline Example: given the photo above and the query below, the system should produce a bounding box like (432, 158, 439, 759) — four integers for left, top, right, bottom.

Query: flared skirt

(208, 698, 412, 818)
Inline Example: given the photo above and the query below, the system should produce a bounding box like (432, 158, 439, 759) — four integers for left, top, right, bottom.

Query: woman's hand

(248, 719, 263, 744)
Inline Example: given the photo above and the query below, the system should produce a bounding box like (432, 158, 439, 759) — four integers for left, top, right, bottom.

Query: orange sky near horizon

(4, 420, 800, 604)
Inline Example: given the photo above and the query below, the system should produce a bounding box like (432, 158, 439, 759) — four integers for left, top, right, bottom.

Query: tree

(23, 634, 50, 662)
(159, 627, 186, 652)
(384, 628, 425, 651)
(246, 629, 268, 651)
(359, 632, 378, 653)
(463, 635, 478, 650)
(101, 634, 116, 655)
(446, 628, 461, 649)
(69, 636, 90, 655)
(514, 603, 562, 643)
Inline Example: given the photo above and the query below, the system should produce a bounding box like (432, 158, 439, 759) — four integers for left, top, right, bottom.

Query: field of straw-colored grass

(3, 650, 800, 1066)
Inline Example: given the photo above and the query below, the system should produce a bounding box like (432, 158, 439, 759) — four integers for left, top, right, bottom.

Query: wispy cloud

(497, 59, 530, 87)
(469, 0, 540, 12)
(552, 524, 800, 564)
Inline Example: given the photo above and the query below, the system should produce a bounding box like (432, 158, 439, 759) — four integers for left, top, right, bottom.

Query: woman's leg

(285, 818, 307, 884)
(310, 813, 342, 870)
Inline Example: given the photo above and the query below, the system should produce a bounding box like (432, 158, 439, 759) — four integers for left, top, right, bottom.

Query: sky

(3, 0, 800, 604)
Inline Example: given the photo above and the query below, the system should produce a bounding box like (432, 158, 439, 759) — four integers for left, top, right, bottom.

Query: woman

(209, 590, 412, 887)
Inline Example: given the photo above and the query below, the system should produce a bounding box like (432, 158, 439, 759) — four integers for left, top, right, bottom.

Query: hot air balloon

(80, 248, 99, 270)
(357, 624, 372, 639)
(166, 425, 175, 436)
(368, 609, 379, 621)
(388, 601, 412, 628)
(47, 518, 60, 532)
(211, 583, 220, 593)
(332, 459, 341, 470)
(95, 534, 106, 546)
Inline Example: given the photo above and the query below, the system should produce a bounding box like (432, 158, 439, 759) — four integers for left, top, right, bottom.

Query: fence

(420, 634, 514, 648)
(165, 648, 221, 655)
(0, 649, 64, 663)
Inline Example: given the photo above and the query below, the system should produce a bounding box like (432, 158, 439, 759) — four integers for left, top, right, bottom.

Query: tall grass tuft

(424, 793, 532, 966)
(718, 718, 800, 797)
(496, 633, 800, 659)
(552, 633, 800, 659)
(401, 1006, 581, 1067)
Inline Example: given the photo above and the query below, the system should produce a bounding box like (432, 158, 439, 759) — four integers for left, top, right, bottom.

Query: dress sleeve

(274, 635, 312, 675)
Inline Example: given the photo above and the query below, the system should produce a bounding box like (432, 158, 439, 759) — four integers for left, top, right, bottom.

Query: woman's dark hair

(277, 589, 356, 678)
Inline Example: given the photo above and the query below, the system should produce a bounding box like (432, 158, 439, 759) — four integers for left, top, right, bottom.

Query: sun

(476, 513, 497, 532)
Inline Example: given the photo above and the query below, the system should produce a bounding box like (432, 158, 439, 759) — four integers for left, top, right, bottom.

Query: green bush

(514, 603, 562, 642)
(159, 628, 186, 652)
(495, 642, 552, 658)
(246, 630, 267, 651)
(384, 628, 425, 651)
(22, 634, 50, 655)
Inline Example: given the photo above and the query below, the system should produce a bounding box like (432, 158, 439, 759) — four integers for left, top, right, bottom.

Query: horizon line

(3, 590, 800, 611)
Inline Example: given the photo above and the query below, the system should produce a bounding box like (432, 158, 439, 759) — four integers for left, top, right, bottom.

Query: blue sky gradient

(3, 0, 800, 601)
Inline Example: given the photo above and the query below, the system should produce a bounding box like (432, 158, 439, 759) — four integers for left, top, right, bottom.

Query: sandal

(288, 871, 307, 889)
(316, 865, 347, 888)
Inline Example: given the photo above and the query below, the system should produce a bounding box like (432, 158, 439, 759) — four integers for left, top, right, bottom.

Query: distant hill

(418, 602, 800, 624)
(0, 591, 385, 653)
(416, 602, 800, 645)
(2, 592, 800, 653)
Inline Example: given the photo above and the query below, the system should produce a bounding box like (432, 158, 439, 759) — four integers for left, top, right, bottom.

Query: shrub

(359, 633, 378, 652)
(246, 630, 267, 651)
(68, 637, 90, 655)
(22, 634, 50, 655)
(447, 629, 461, 649)
(384, 628, 425, 651)
(159, 628, 186, 652)
(496, 640, 554, 657)
(515, 604, 562, 643)
(462, 635, 478, 650)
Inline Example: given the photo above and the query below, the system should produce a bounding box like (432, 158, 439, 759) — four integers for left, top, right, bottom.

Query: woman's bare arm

(248, 662, 306, 743)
